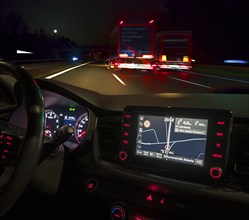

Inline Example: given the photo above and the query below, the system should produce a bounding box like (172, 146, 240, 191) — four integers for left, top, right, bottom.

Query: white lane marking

(45, 61, 94, 79)
(112, 74, 127, 86)
(188, 71, 249, 84)
(168, 76, 214, 89)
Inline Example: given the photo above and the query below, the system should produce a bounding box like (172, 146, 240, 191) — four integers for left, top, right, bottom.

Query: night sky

(1, 0, 248, 62)
(0, 0, 165, 46)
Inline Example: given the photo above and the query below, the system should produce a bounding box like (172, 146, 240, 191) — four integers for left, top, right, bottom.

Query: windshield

(0, 0, 248, 95)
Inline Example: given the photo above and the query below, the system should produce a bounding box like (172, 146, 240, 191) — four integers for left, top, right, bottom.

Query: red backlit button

(122, 140, 129, 145)
(85, 178, 97, 192)
(135, 215, 152, 220)
(135, 216, 143, 220)
(216, 132, 224, 137)
(123, 131, 129, 136)
(146, 195, 153, 202)
(210, 167, 223, 179)
(216, 143, 221, 148)
(111, 206, 126, 220)
(160, 198, 165, 205)
(6, 136, 13, 141)
(124, 114, 131, 119)
(119, 151, 127, 161)
(212, 153, 223, 159)
(217, 121, 225, 125)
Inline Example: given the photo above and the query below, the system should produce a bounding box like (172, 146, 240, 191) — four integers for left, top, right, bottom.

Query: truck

(154, 31, 192, 70)
(108, 20, 155, 70)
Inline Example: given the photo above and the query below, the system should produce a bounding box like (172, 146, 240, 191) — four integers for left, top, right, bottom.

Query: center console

(118, 106, 233, 184)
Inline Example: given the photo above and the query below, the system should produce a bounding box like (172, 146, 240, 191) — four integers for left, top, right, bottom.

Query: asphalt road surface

(23, 60, 249, 95)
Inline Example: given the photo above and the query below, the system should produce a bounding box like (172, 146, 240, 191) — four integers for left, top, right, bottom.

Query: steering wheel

(0, 61, 44, 217)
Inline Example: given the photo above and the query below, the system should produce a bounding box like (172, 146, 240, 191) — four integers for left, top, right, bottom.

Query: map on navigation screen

(136, 115, 208, 166)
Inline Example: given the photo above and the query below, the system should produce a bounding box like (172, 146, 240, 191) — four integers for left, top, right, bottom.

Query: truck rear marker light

(162, 55, 167, 61)
(183, 56, 189, 62)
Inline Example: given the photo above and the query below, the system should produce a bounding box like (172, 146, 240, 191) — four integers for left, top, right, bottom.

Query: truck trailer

(108, 20, 155, 70)
(155, 31, 192, 70)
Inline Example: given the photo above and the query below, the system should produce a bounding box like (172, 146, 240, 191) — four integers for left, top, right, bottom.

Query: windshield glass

(0, 0, 248, 95)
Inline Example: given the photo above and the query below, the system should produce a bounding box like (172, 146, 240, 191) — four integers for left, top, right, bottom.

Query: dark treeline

(1, 1, 248, 64)
(0, 12, 78, 60)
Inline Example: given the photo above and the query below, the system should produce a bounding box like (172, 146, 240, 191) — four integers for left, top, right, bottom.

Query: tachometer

(75, 113, 89, 144)
(45, 109, 59, 137)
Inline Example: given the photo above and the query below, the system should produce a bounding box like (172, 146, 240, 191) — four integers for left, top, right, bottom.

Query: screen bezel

(121, 106, 232, 181)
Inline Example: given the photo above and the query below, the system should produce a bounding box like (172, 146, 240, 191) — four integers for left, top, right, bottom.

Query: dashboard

(6, 79, 249, 220)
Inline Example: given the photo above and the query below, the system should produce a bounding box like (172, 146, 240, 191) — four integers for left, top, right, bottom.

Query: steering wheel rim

(0, 61, 44, 217)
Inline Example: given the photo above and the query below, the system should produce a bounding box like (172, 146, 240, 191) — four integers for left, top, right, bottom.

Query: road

(23, 60, 249, 95)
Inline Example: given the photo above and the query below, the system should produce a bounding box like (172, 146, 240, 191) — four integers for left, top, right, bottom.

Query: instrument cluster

(42, 90, 89, 149)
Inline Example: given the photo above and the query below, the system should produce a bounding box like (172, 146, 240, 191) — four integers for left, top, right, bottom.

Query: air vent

(97, 116, 122, 161)
(235, 137, 249, 175)
(232, 123, 249, 188)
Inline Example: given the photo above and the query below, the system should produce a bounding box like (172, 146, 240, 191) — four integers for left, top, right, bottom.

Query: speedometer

(75, 113, 89, 144)
(45, 109, 59, 137)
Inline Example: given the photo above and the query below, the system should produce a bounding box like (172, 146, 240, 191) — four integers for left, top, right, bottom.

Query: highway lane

(20, 61, 87, 78)
(42, 61, 211, 94)
(181, 69, 249, 93)
(39, 60, 248, 95)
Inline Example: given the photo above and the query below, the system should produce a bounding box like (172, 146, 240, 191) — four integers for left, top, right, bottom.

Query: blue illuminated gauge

(75, 113, 89, 144)
(45, 109, 59, 138)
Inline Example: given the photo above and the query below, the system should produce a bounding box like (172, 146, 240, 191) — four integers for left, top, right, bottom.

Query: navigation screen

(136, 115, 208, 167)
